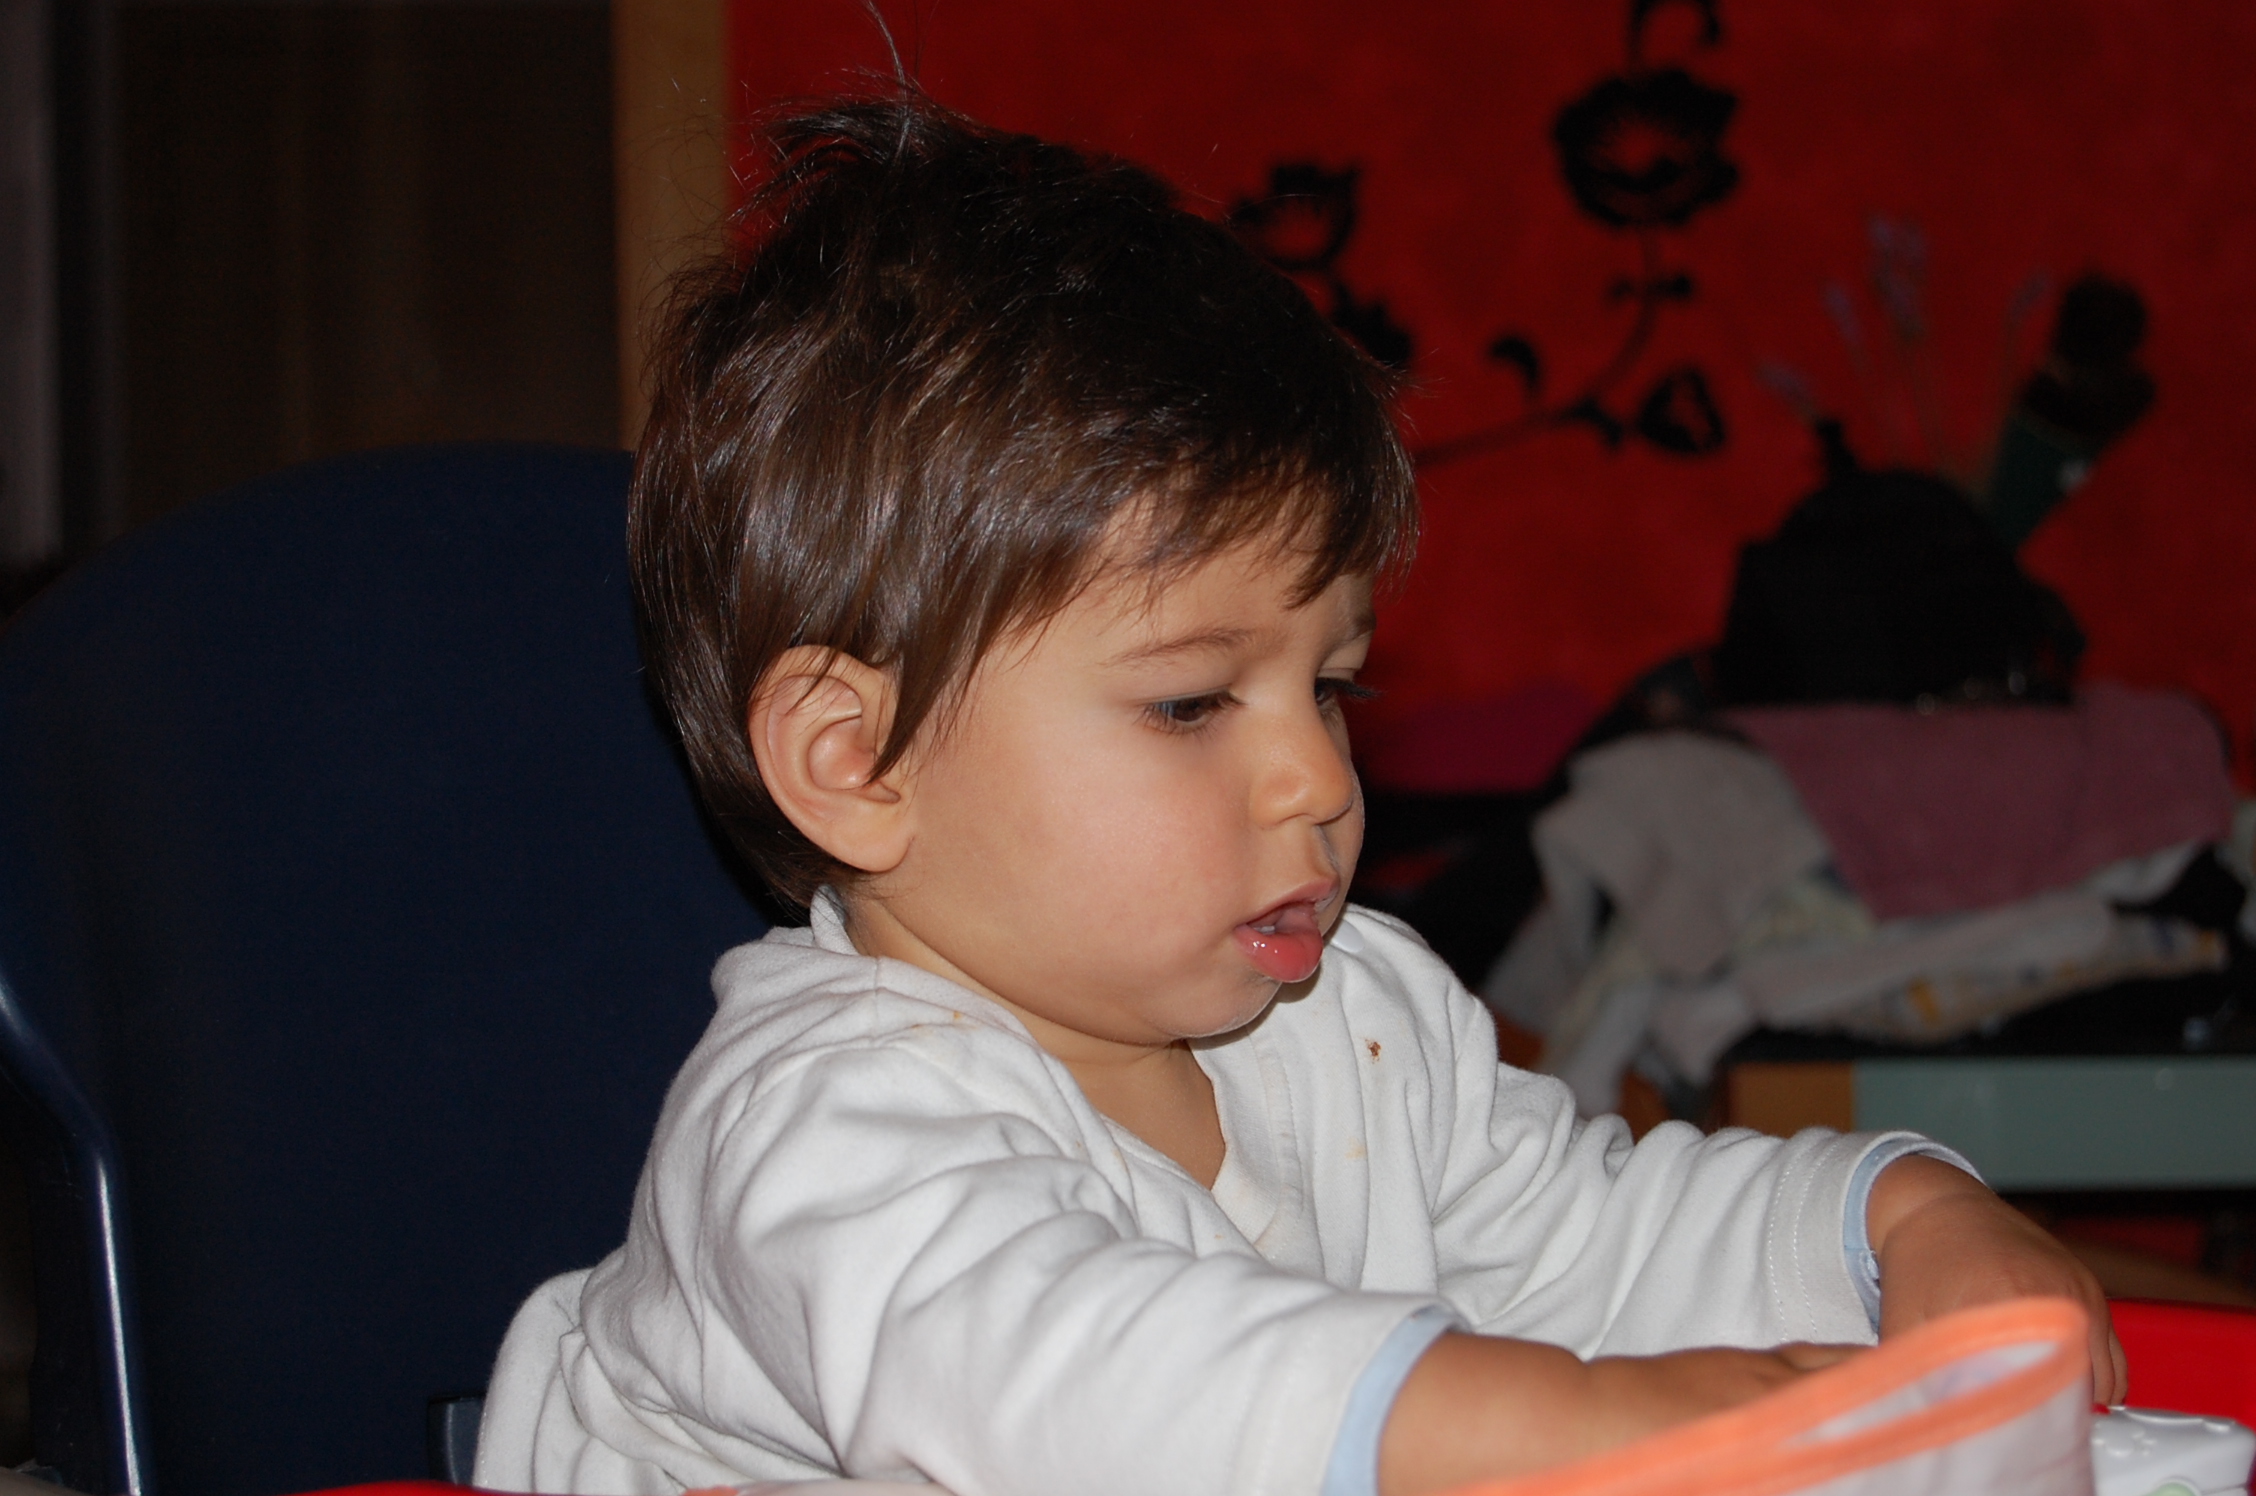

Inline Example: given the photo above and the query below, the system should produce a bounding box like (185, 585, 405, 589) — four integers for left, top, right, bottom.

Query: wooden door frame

(611, 0, 729, 447)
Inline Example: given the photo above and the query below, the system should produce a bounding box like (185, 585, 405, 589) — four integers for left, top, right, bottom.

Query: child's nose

(1253, 703, 1358, 828)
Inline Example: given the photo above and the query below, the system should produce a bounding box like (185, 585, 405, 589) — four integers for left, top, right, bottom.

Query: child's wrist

(1865, 1153, 1991, 1258)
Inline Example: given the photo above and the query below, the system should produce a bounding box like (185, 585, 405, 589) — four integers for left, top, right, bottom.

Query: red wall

(729, 1, 2256, 780)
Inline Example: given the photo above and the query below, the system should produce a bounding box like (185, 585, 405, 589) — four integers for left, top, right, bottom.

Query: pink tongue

(1234, 903, 1325, 983)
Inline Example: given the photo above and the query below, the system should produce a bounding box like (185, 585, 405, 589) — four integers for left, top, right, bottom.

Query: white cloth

(1733, 889, 2115, 1032)
(478, 898, 1907, 1496)
(1533, 733, 1830, 979)
(1647, 874, 2226, 1086)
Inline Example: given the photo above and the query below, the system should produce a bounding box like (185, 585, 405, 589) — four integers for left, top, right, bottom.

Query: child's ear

(748, 646, 913, 875)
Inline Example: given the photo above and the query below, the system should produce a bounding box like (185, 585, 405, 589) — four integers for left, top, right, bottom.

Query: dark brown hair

(631, 91, 1418, 907)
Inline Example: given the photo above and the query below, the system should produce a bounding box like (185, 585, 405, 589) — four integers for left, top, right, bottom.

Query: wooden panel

(1725, 1061, 1855, 1137)
(115, 8, 619, 524)
(611, 0, 729, 445)
(0, 0, 59, 568)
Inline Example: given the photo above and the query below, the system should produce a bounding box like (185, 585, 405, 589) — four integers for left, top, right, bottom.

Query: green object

(1852, 1056, 2256, 1190)
(1983, 410, 2095, 550)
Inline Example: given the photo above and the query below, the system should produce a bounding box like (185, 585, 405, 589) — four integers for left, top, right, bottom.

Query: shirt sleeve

(1390, 931, 1912, 1356)
(1315, 1136, 1978, 1496)
(1840, 1137, 1982, 1328)
(1320, 1305, 1459, 1496)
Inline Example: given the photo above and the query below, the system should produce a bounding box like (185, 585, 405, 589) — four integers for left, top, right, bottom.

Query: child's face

(852, 535, 1371, 1053)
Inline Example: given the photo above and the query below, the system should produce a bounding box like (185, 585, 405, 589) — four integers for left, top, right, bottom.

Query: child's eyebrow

(1104, 611, 1376, 671)
(1103, 626, 1257, 669)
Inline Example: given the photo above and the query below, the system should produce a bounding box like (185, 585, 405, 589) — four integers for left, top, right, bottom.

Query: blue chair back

(0, 445, 770, 1496)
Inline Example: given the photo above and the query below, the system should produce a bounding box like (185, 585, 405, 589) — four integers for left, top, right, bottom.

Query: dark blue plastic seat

(0, 445, 770, 1496)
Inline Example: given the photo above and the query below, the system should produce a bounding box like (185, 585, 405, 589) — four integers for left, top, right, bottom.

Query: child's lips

(1234, 886, 1335, 983)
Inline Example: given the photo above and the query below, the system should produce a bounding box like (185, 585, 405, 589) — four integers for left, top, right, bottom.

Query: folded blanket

(1733, 683, 2233, 921)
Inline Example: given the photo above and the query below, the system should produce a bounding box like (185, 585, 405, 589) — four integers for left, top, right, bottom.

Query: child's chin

(1180, 975, 1295, 1039)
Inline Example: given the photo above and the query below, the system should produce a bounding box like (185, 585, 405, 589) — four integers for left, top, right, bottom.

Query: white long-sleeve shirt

(477, 898, 1905, 1496)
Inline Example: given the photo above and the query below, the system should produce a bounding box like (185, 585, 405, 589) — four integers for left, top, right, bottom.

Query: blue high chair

(0, 445, 771, 1496)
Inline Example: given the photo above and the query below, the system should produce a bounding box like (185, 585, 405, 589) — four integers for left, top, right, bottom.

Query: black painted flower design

(1231, 163, 1415, 368)
(1228, 164, 1358, 273)
(1551, 67, 1740, 231)
(1330, 292, 1415, 370)
(1262, 0, 1745, 466)
(1634, 366, 1727, 453)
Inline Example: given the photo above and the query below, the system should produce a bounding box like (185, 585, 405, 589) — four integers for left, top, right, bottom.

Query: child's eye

(1145, 691, 1236, 732)
(1316, 678, 1380, 712)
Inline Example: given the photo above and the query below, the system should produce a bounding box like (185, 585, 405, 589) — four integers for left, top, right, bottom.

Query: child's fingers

(2098, 1328, 2127, 1406)
(1775, 1342, 1864, 1372)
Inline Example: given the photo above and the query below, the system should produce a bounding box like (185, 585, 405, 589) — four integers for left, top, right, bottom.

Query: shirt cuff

(1321, 1304, 1460, 1496)
(1842, 1135, 1982, 1329)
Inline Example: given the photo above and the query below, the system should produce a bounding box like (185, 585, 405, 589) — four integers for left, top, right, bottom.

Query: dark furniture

(0, 445, 769, 1496)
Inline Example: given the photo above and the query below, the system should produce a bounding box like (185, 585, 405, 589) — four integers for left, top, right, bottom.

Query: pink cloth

(1732, 683, 2234, 921)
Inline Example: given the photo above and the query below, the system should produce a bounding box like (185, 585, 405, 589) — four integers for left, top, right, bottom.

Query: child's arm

(1371, 1158, 2124, 1496)
(1377, 1333, 1854, 1496)
(1865, 1153, 2124, 1402)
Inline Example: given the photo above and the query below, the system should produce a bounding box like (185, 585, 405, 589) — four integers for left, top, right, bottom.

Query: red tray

(2114, 1298, 2256, 1424)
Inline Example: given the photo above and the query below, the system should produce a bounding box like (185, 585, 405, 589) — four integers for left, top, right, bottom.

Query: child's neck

(1064, 1043, 1225, 1190)
(841, 893, 1228, 1188)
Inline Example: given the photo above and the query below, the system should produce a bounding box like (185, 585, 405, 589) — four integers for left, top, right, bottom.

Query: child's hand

(1869, 1154, 2125, 1403)
(1583, 1341, 1861, 1442)
(1379, 1335, 1858, 1496)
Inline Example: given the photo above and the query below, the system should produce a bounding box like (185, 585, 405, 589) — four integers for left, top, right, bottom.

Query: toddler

(477, 93, 2117, 1496)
